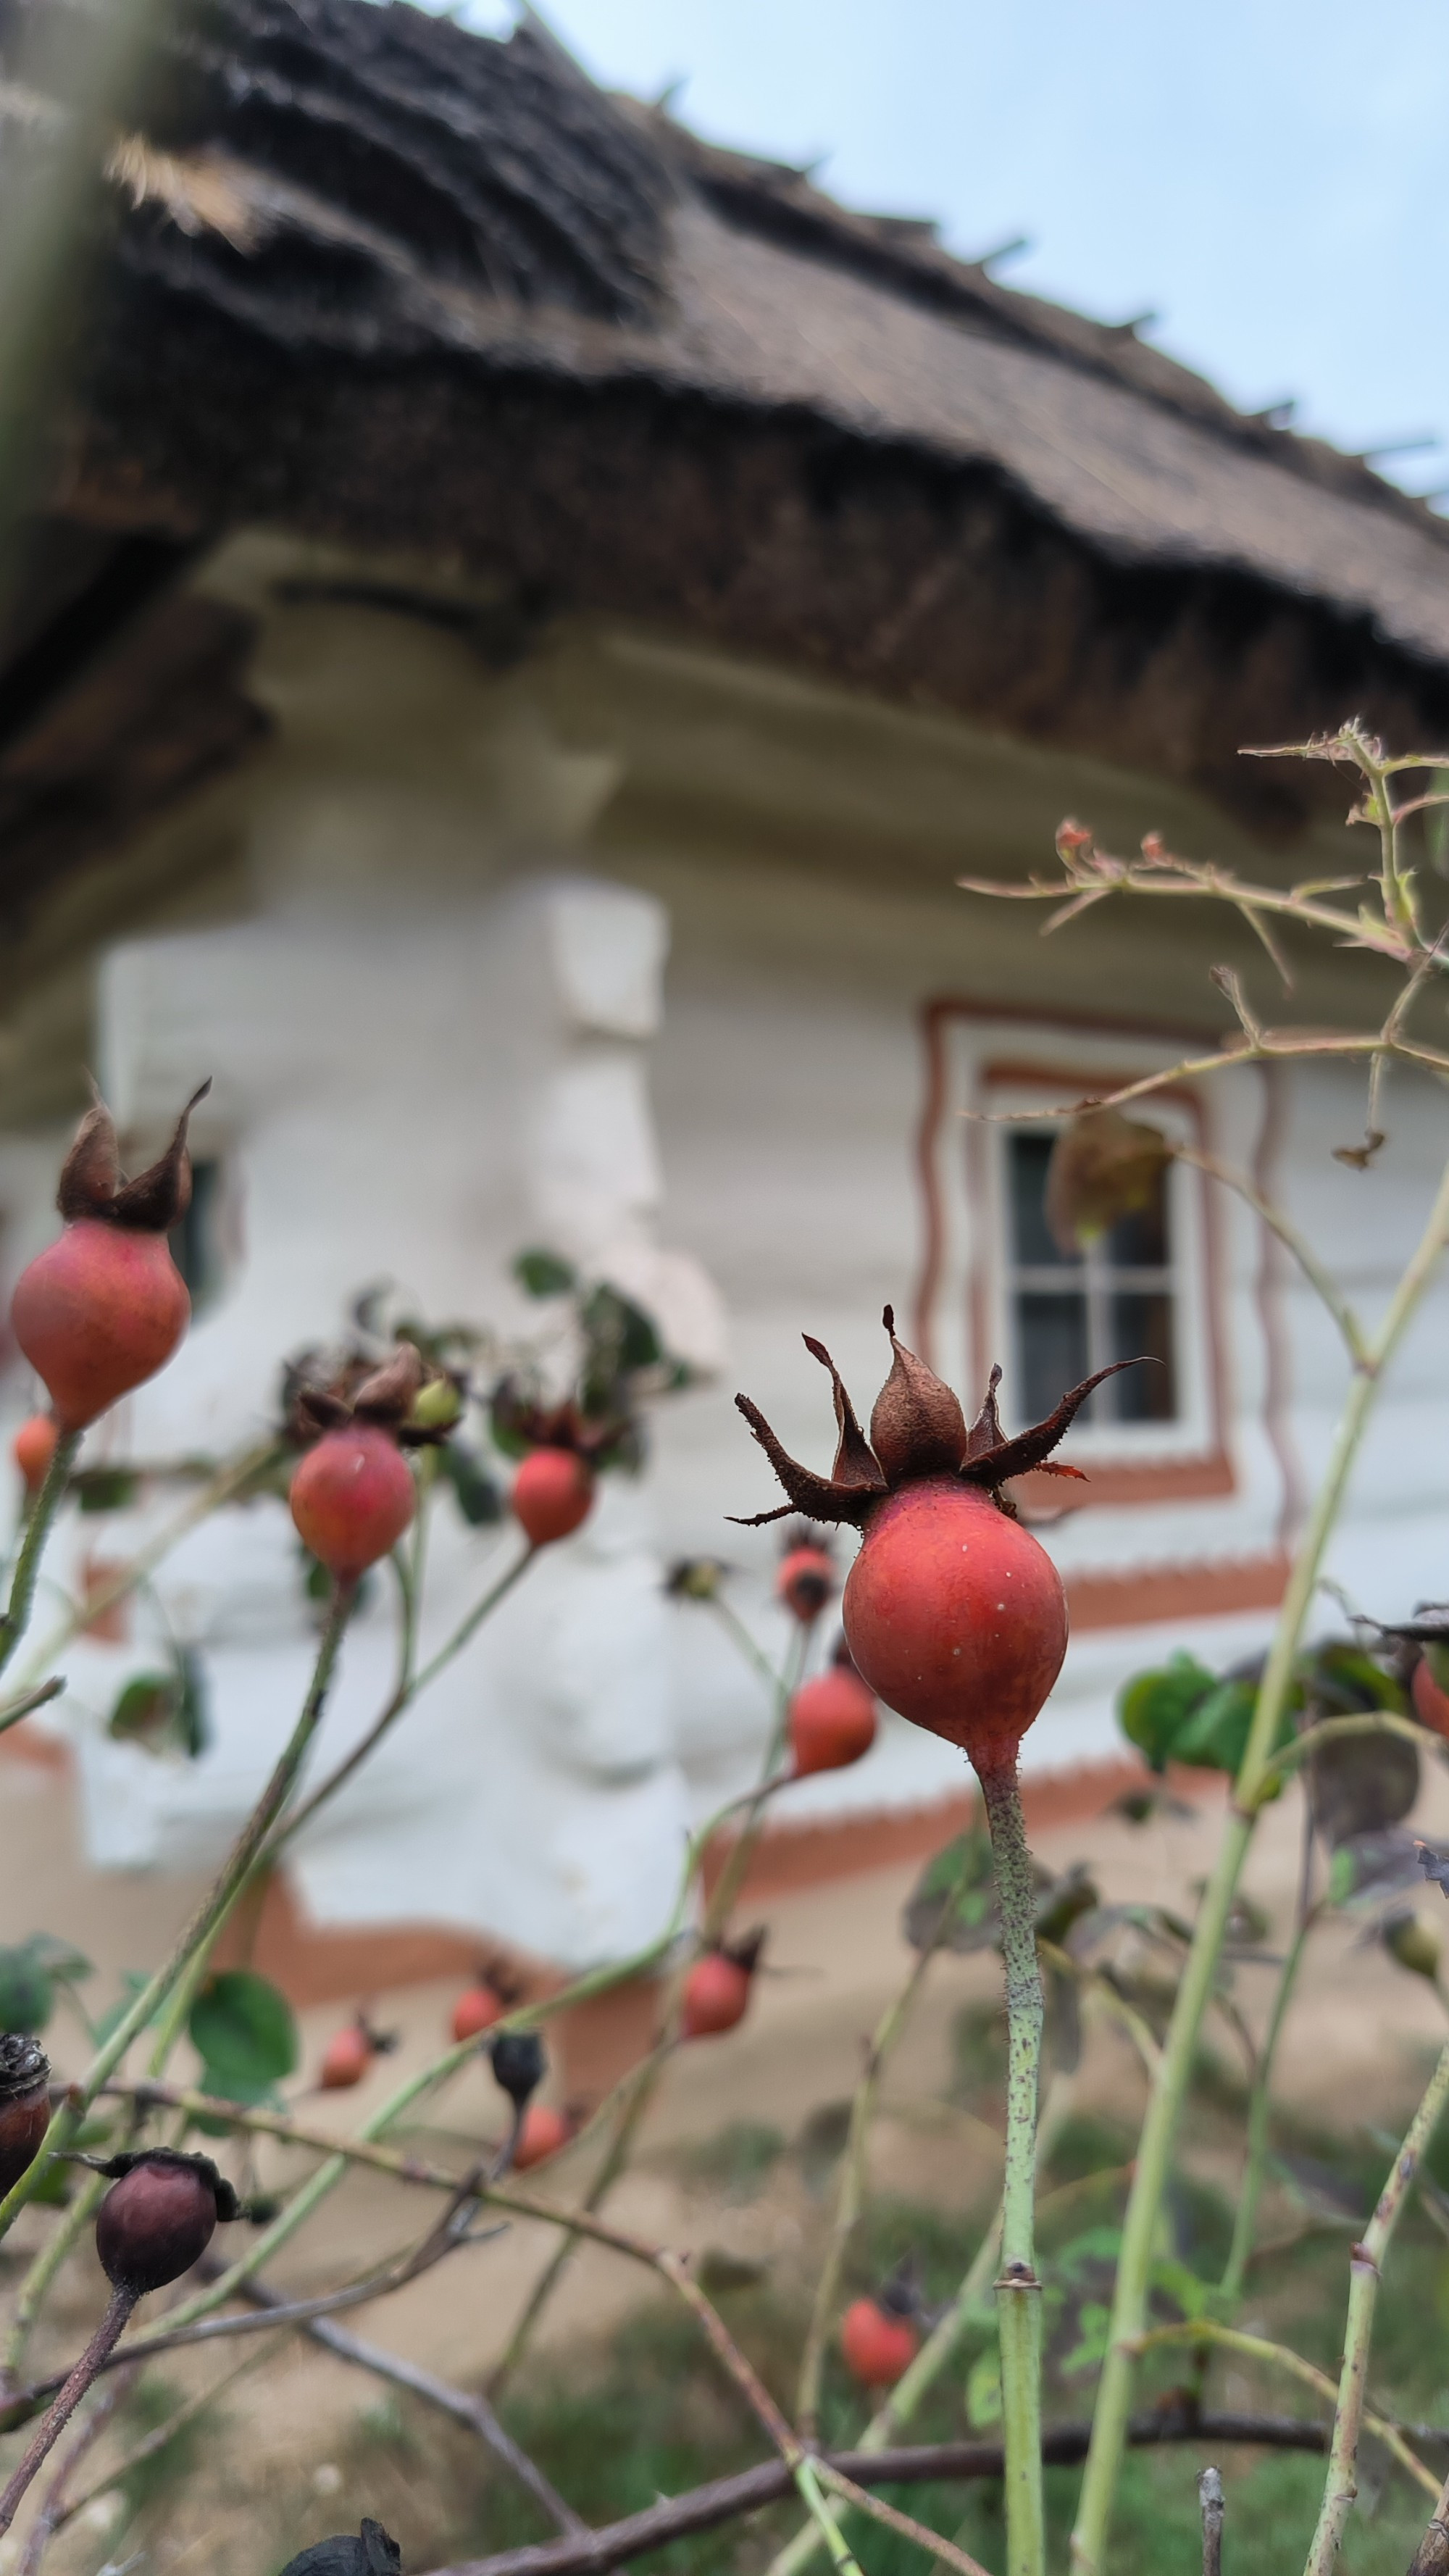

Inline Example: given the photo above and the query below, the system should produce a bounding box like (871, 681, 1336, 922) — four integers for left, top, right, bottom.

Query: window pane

(1009, 1132, 1072, 1266)
(1109, 1293, 1177, 1419)
(1019, 1292, 1090, 1422)
(169, 1160, 222, 1316)
(1103, 1151, 1170, 1266)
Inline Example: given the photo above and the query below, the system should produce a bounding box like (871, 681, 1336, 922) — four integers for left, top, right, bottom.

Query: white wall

(4, 584, 1447, 1967)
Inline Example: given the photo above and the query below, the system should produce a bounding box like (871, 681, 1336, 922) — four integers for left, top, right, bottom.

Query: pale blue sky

(467, 0, 1449, 504)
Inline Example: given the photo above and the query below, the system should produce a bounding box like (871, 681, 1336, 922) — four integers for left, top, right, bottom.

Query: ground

(4, 1743, 1449, 2575)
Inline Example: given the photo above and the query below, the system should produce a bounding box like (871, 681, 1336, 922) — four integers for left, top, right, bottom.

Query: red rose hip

(840, 2296, 919, 2388)
(511, 1449, 593, 1546)
(12, 1414, 59, 1498)
(452, 1982, 505, 2043)
(320, 2024, 373, 2090)
(777, 1543, 835, 1625)
(843, 1480, 1066, 1777)
(680, 1933, 764, 2040)
(291, 1425, 415, 1580)
(513, 2103, 571, 2168)
(789, 1662, 877, 1777)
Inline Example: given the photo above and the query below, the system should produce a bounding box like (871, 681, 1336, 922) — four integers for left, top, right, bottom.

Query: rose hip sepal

(735, 1307, 1142, 1777)
(0, 2035, 51, 2198)
(10, 1084, 209, 1432)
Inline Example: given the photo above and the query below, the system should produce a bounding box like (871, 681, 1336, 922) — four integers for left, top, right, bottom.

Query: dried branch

(414, 2415, 1348, 2576)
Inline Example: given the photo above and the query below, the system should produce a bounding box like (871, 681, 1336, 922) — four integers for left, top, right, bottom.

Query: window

(167, 1159, 227, 1317)
(1004, 1128, 1178, 1428)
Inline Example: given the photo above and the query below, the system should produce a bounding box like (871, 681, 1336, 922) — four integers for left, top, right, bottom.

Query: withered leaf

(1043, 1109, 1173, 1254)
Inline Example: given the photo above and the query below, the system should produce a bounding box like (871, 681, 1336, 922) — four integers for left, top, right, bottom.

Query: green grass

(108, 2017, 1449, 2575)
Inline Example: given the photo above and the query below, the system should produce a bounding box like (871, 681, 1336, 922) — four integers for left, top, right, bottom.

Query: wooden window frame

(914, 1000, 1235, 1509)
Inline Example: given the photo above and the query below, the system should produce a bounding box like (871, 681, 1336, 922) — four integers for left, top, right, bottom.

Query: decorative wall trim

(702, 1754, 1224, 1905)
(1064, 1548, 1288, 1630)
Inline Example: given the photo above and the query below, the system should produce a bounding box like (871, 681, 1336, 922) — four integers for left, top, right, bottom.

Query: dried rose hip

(94, 2149, 239, 2295)
(0, 2035, 51, 2198)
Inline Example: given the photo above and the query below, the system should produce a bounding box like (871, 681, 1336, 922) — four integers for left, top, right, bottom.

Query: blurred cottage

(1, 0, 1449, 2008)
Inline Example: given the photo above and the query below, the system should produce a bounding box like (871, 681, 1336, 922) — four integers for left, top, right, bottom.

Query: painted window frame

(915, 1001, 1235, 1509)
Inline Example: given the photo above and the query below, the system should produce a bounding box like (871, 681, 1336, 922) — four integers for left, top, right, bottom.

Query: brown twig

(413, 2415, 1345, 2576)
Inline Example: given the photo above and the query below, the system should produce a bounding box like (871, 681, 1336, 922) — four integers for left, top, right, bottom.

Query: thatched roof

(4, 0, 1449, 914)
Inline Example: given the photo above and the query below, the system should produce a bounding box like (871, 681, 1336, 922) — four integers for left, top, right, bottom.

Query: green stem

(491, 1623, 807, 2392)
(1306, 2041, 1449, 2575)
(143, 1581, 358, 2076)
(791, 2458, 864, 2576)
(796, 1831, 979, 2440)
(10, 1439, 283, 1693)
(796, 1941, 935, 2440)
(0, 1582, 357, 2243)
(981, 1759, 1045, 2576)
(1070, 1141, 1449, 2576)
(0, 1430, 78, 1676)
(1219, 1915, 1312, 2307)
(763, 2075, 1080, 2576)
(0, 2173, 106, 2394)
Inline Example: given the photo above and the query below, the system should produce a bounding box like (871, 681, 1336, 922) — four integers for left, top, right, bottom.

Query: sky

(456, 0, 1449, 504)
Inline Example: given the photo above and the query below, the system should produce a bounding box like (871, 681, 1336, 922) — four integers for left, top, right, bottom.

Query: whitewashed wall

(2, 572, 1448, 1967)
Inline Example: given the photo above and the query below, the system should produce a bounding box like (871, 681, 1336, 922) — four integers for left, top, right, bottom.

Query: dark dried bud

(57, 1082, 211, 1233)
(777, 1541, 835, 1624)
(666, 1556, 729, 1601)
(490, 2030, 546, 2107)
(353, 1343, 427, 1427)
(279, 2522, 402, 2576)
(868, 1307, 969, 1483)
(94, 2148, 238, 2294)
(877, 2254, 923, 2320)
(0, 2034, 51, 2198)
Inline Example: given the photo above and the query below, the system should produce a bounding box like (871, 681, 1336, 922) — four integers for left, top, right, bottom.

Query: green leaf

(1172, 1678, 1261, 1773)
(902, 1828, 998, 1954)
(75, 1467, 139, 1515)
(1059, 2300, 1113, 2379)
(1148, 2254, 1214, 2322)
(582, 1283, 661, 1374)
(17, 1933, 92, 1985)
(175, 1649, 209, 1761)
(0, 1946, 53, 2032)
(188, 1971, 298, 2094)
(513, 1249, 577, 1299)
(965, 2348, 1002, 2427)
(1117, 1654, 1216, 1772)
(108, 1672, 181, 1748)
(437, 1443, 503, 1528)
(1052, 2227, 1124, 2287)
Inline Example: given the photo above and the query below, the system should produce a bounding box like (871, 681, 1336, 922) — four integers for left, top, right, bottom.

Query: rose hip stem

(0, 1427, 79, 1676)
(0, 2284, 133, 2536)
(979, 1758, 1045, 2576)
(0, 1580, 359, 2248)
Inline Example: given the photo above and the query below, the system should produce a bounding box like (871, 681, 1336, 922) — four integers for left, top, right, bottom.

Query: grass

(70, 2015, 1449, 2576)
